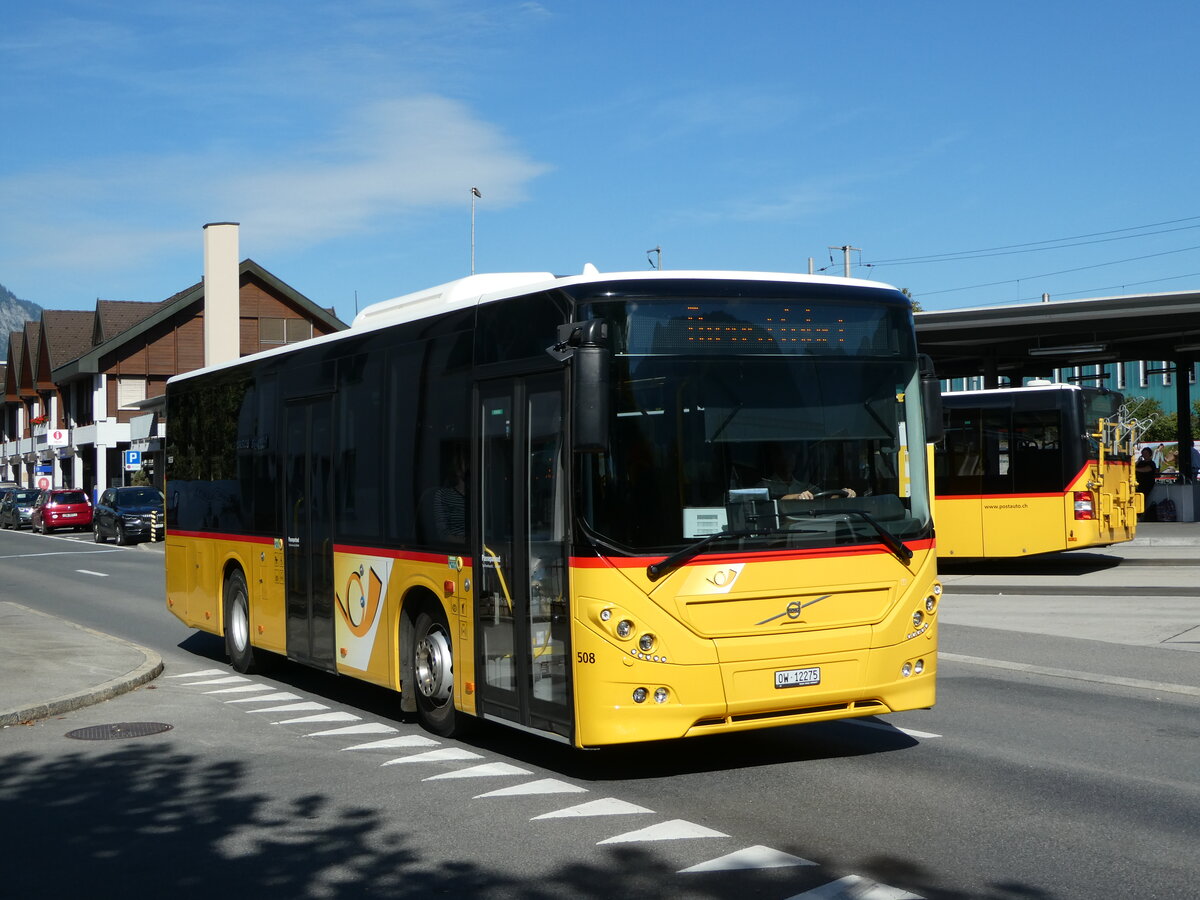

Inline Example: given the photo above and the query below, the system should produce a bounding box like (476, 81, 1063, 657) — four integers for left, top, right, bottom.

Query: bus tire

(412, 605, 460, 737)
(223, 568, 260, 674)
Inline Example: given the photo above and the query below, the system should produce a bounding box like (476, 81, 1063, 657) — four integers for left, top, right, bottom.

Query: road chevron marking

(532, 798, 653, 819)
(381, 748, 483, 766)
(341, 735, 440, 751)
(785, 874, 922, 899)
(306, 722, 398, 737)
(224, 692, 302, 704)
(181, 676, 254, 691)
(475, 778, 588, 799)
(678, 845, 817, 873)
(848, 719, 942, 739)
(271, 711, 361, 725)
(245, 702, 329, 714)
(598, 819, 728, 844)
(424, 762, 531, 780)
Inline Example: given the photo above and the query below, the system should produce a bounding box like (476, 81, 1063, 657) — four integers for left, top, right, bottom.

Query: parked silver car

(0, 489, 42, 529)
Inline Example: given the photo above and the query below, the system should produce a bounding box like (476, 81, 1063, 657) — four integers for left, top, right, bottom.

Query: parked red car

(31, 489, 94, 533)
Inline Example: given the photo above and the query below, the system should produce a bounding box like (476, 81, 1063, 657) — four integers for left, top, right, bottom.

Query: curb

(0, 606, 164, 727)
(944, 584, 1200, 597)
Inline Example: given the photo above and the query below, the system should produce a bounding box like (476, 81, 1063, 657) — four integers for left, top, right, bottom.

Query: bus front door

(475, 377, 572, 741)
(284, 397, 337, 671)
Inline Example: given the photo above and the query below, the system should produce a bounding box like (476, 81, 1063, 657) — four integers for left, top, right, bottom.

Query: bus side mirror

(919, 354, 944, 443)
(550, 320, 609, 453)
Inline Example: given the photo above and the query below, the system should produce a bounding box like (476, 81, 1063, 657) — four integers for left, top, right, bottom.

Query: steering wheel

(811, 489, 850, 500)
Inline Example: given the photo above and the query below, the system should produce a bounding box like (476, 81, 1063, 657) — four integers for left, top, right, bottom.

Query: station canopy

(915, 289, 1200, 383)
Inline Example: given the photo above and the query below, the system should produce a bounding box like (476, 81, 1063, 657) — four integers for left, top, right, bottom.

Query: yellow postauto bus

(935, 382, 1140, 558)
(165, 268, 944, 748)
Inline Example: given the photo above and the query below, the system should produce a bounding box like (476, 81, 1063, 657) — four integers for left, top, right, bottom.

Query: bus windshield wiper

(646, 528, 769, 582)
(792, 508, 914, 564)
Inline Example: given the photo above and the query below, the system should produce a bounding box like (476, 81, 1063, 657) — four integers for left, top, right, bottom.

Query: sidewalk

(0, 602, 162, 728)
(1, 524, 1196, 728)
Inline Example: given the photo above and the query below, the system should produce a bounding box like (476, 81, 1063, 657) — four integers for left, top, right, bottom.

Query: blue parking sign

(124, 450, 142, 470)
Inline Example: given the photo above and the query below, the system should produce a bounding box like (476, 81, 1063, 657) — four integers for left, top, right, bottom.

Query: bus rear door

(283, 396, 337, 671)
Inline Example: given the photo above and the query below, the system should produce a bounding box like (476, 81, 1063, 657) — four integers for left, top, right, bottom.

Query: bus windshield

(577, 294, 931, 555)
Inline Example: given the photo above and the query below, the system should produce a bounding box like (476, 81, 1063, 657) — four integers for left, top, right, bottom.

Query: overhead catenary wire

(867, 215, 1200, 267)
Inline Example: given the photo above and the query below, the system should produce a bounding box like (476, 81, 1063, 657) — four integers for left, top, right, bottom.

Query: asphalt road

(2, 527, 1197, 899)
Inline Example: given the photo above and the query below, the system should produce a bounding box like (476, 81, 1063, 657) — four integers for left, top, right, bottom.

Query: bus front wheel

(223, 569, 260, 674)
(412, 606, 459, 737)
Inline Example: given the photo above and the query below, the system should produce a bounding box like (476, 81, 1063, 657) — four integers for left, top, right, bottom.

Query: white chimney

(203, 222, 240, 367)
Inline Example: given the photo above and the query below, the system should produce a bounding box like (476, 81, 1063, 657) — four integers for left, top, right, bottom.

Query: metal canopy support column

(984, 357, 1000, 390)
(1174, 357, 1195, 483)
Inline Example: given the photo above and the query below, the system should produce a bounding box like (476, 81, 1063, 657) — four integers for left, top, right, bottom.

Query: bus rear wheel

(223, 569, 260, 674)
(412, 606, 460, 737)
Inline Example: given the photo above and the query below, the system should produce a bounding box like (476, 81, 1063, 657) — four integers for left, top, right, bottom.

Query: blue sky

(3, 0, 1198, 323)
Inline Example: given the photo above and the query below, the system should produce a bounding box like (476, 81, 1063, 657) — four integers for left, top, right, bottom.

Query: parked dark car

(93, 486, 165, 545)
(31, 489, 94, 533)
(0, 489, 42, 529)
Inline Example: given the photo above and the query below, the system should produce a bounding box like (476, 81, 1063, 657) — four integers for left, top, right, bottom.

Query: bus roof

(350, 265, 900, 332)
(170, 266, 902, 385)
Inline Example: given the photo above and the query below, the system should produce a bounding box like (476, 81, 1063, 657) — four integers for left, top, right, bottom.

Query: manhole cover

(65, 722, 174, 741)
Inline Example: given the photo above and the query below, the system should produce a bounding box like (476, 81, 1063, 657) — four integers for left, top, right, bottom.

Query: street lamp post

(471, 187, 481, 274)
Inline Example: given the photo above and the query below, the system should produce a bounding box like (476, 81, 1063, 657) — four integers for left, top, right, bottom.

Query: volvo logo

(757, 594, 831, 625)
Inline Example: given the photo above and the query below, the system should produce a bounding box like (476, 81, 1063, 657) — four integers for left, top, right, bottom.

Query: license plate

(775, 666, 821, 688)
(62, 512, 77, 517)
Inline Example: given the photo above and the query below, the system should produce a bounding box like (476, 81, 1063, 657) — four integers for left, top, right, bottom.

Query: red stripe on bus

(167, 530, 276, 544)
(937, 460, 1131, 500)
(570, 538, 933, 569)
(165, 532, 468, 568)
(333, 544, 471, 567)
(936, 492, 1066, 501)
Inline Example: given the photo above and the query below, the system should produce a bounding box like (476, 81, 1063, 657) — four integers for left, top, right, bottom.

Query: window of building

(117, 377, 147, 409)
(260, 317, 313, 345)
(1138, 360, 1148, 388)
(1115, 362, 1126, 390)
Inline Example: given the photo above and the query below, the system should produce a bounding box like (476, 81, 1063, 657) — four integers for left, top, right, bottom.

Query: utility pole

(828, 245, 860, 277)
(647, 245, 662, 270)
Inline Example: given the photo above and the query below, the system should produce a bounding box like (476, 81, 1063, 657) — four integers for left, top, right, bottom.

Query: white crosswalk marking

(203, 684, 276, 694)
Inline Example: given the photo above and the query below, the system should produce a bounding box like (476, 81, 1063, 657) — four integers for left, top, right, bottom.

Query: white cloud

(0, 94, 549, 272)
(215, 96, 551, 247)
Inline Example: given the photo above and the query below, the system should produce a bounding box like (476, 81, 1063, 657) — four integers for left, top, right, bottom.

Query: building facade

(1, 250, 345, 497)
